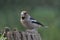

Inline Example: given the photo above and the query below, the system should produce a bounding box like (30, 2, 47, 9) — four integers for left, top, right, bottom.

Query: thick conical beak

(22, 17, 25, 19)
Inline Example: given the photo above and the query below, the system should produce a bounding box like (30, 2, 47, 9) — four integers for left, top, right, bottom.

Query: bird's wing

(30, 17, 37, 22)
(30, 17, 44, 26)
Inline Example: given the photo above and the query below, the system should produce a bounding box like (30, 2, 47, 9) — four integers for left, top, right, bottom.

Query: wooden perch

(3, 27, 41, 40)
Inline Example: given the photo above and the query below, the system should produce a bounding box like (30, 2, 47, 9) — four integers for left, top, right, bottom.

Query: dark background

(0, 0, 60, 40)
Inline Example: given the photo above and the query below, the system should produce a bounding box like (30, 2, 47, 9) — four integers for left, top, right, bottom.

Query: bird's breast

(20, 19, 33, 29)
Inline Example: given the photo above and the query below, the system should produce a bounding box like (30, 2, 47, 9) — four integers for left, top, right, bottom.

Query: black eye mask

(22, 17, 25, 19)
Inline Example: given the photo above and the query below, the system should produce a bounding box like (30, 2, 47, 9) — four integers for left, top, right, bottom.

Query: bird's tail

(42, 26, 48, 29)
(39, 23, 48, 29)
(39, 24, 48, 28)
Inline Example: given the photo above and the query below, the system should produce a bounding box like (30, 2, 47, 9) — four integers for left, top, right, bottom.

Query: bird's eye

(24, 13, 26, 15)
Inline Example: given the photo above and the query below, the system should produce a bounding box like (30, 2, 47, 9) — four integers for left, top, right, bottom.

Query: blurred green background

(0, 0, 60, 40)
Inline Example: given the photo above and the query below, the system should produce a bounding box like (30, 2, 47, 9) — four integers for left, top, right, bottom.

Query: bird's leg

(26, 29, 38, 34)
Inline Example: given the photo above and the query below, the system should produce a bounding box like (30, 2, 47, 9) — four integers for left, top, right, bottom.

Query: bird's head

(21, 11, 29, 19)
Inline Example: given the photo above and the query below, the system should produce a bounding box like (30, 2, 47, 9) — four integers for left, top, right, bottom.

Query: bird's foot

(26, 29, 38, 34)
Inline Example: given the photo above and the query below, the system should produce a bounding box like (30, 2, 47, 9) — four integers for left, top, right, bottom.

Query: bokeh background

(0, 0, 60, 40)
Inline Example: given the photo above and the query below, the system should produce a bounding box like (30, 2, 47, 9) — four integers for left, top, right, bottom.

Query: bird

(20, 11, 48, 31)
